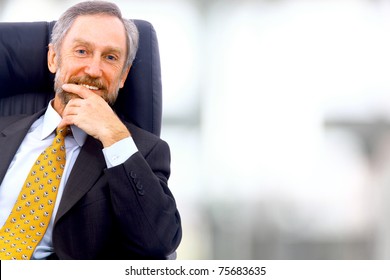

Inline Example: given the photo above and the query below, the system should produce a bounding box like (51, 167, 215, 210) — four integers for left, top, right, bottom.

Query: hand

(58, 83, 130, 147)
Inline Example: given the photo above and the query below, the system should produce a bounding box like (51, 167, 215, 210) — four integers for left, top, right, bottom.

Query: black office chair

(0, 19, 162, 136)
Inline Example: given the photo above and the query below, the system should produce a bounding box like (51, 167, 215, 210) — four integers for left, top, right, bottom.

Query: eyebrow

(72, 38, 124, 55)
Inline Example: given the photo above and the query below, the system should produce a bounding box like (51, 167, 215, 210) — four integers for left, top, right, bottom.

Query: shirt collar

(41, 101, 88, 147)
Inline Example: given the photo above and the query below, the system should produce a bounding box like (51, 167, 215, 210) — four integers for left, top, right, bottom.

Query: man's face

(48, 15, 129, 107)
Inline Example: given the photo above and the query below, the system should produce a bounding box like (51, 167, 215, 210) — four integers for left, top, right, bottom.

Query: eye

(106, 54, 118, 61)
(75, 49, 87, 56)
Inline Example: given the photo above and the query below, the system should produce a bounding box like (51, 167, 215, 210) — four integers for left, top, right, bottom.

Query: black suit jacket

(0, 109, 182, 259)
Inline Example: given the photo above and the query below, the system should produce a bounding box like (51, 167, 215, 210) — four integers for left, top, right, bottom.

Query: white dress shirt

(0, 102, 137, 259)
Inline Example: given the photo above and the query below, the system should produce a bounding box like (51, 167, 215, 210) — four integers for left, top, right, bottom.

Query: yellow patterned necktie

(0, 126, 69, 260)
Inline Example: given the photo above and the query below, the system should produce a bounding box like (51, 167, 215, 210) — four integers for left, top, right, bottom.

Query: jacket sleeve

(104, 138, 182, 258)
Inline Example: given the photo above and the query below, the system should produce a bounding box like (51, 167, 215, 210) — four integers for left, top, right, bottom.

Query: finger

(58, 116, 74, 129)
(66, 98, 84, 108)
(62, 83, 93, 99)
(60, 102, 81, 128)
(62, 106, 79, 118)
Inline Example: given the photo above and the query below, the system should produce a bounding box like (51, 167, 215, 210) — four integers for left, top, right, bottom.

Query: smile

(80, 84, 99, 90)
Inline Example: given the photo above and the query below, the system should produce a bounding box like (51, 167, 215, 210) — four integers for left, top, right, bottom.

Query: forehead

(63, 14, 127, 51)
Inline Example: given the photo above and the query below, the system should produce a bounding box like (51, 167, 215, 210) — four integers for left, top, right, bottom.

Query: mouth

(79, 83, 100, 91)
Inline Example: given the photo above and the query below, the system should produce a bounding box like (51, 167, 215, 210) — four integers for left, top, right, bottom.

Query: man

(0, 1, 181, 259)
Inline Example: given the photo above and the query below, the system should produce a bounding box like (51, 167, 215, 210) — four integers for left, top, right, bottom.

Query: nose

(84, 55, 102, 78)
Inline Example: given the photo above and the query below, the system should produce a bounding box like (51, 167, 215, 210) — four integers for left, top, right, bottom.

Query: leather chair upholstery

(0, 20, 162, 136)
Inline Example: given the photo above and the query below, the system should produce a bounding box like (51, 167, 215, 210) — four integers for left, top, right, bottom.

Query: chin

(59, 91, 80, 105)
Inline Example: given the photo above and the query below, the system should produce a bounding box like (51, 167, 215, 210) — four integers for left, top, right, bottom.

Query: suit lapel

(0, 111, 45, 185)
(54, 136, 106, 223)
(0, 111, 108, 225)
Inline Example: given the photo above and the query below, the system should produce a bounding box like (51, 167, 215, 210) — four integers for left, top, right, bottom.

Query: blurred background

(2, 0, 390, 259)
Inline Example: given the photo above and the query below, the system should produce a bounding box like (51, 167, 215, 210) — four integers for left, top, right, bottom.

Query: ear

(119, 66, 131, 88)
(47, 43, 58, 73)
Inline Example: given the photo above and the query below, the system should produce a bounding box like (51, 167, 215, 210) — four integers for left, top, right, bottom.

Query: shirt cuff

(102, 136, 137, 168)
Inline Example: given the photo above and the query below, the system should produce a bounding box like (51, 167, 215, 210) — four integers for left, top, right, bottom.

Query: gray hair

(50, 1, 139, 71)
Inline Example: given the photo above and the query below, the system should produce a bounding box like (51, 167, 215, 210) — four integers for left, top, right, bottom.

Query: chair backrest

(0, 19, 162, 136)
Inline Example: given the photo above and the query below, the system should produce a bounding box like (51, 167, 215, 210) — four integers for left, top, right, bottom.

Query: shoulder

(0, 109, 45, 133)
(127, 122, 160, 141)
(125, 122, 170, 155)
(0, 114, 30, 130)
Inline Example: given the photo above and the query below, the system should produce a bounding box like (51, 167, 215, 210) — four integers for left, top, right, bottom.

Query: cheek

(59, 58, 86, 77)
(106, 73, 123, 89)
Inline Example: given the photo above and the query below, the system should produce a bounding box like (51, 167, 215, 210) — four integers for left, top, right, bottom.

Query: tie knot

(56, 126, 71, 138)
